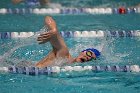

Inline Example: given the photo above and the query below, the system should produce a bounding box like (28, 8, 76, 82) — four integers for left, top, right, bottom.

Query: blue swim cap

(82, 48, 101, 57)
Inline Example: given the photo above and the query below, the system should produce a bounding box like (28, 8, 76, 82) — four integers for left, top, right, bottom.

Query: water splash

(68, 37, 123, 65)
(0, 26, 49, 67)
(69, 38, 104, 57)
(32, 26, 49, 38)
(101, 37, 122, 64)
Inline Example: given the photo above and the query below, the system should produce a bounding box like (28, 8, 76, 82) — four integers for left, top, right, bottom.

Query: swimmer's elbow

(35, 62, 46, 68)
(35, 63, 42, 68)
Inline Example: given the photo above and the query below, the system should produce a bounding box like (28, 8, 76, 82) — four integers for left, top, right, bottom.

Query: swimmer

(12, 0, 50, 6)
(35, 16, 100, 68)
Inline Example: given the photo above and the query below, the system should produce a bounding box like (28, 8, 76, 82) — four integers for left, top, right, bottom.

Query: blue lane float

(0, 31, 140, 39)
(0, 65, 139, 75)
(60, 8, 84, 14)
(106, 31, 135, 37)
(60, 31, 74, 38)
(7, 8, 33, 14)
(0, 32, 11, 39)
(0, 7, 139, 15)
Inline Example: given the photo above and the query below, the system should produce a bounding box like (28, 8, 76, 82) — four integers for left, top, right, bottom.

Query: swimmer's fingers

(37, 35, 51, 44)
(37, 37, 44, 44)
(37, 39, 49, 44)
(40, 34, 51, 38)
(37, 32, 50, 40)
(40, 32, 55, 40)
(37, 36, 43, 41)
(37, 31, 57, 44)
(37, 39, 47, 44)
(40, 30, 57, 37)
(39, 34, 51, 40)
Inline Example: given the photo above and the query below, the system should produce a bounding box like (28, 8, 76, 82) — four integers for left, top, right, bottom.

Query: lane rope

(0, 7, 139, 14)
(0, 30, 140, 39)
(0, 65, 139, 75)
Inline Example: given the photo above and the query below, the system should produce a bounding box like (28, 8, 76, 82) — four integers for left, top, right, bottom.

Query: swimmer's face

(75, 51, 96, 62)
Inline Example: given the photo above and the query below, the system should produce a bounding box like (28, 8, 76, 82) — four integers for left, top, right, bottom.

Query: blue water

(1, 14, 140, 32)
(0, 14, 140, 93)
(1, 1, 140, 92)
(1, 0, 140, 8)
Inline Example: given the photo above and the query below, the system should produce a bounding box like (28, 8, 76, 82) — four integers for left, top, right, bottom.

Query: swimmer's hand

(37, 30, 57, 44)
(37, 16, 58, 44)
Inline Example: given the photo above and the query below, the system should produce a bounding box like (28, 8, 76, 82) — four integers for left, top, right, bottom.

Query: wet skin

(35, 16, 97, 68)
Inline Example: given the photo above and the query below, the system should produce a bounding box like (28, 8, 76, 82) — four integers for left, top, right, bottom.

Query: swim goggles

(85, 50, 96, 60)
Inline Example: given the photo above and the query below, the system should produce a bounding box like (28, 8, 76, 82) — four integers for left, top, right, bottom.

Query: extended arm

(35, 16, 71, 68)
(35, 51, 55, 68)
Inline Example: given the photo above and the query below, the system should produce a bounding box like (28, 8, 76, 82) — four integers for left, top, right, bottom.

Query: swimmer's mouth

(80, 57, 94, 62)
(80, 58, 86, 63)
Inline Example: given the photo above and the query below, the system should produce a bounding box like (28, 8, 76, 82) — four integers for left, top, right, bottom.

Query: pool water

(1, 0, 140, 8)
(1, 14, 140, 32)
(1, 8, 140, 93)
